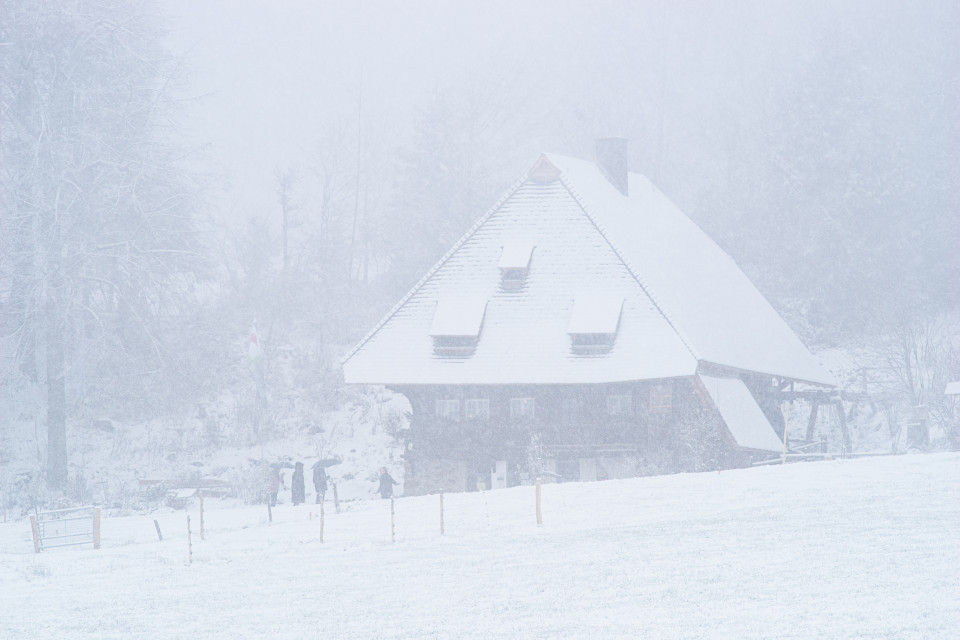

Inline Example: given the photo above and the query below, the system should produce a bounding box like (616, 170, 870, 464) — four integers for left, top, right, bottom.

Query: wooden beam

(776, 390, 892, 403)
(776, 390, 840, 401)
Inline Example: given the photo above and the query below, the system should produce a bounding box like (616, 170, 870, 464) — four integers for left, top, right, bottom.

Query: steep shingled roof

(343, 153, 834, 387)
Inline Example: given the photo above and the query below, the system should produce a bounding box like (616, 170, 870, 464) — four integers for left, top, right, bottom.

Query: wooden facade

(396, 375, 777, 495)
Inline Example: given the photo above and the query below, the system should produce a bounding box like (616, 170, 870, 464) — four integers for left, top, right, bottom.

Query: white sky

(162, 0, 584, 220)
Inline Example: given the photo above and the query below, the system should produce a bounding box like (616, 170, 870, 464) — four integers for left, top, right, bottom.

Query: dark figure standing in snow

(268, 466, 280, 507)
(313, 463, 327, 504)
(375, 466, 398, 499)
(291, 461, 305, 505)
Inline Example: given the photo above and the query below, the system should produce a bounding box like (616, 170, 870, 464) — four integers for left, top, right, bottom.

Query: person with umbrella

(312, 461, 328, 504)
(291, 461, 305, 506)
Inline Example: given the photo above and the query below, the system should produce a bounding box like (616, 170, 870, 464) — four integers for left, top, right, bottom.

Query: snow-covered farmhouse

(343, 139, 835, 495)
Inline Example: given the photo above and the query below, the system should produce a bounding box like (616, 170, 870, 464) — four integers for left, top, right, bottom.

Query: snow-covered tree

(0, 0, 206, 489)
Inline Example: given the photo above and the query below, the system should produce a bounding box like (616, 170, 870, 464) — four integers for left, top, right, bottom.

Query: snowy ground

(1, 453, 957, 639)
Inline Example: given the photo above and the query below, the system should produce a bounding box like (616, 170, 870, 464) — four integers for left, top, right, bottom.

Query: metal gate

(30, 506, 101, 552)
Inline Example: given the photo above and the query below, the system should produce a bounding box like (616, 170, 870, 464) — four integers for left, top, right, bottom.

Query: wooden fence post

(390, 497, 395, 543)
(30, 515, 40, 553)
(440, 491, 444, 536)
(535, 478, 543, 526)
(93, 507, 101, 550)
(186, 515, 192, 565)
(154, 519, 163, 541)
(199, 492, 205, 541)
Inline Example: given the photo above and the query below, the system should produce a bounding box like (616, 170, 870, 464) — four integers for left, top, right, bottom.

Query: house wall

(393, 377, 746, 495)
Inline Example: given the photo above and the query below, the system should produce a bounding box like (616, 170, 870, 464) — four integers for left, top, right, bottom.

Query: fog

(2, 1, 959, 636)
(163, 0, 959, 325)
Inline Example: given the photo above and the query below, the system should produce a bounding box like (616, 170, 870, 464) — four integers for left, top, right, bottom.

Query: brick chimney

(596, 137, 628, 196)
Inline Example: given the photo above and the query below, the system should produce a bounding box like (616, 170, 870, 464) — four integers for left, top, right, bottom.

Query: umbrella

(314, 458, 342, 468)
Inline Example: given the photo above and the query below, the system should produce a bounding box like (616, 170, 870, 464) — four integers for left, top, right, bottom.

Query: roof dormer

(429, 296, 487, 356)
(498, 242, 535, 291)
(567, 296, 623, 353)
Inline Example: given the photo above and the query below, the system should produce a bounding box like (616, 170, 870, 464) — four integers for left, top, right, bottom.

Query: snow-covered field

(1, 453, 957, 639)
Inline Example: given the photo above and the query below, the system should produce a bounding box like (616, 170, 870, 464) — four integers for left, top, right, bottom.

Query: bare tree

(864, 314, 958, 449)
(274, 167, 300, 275)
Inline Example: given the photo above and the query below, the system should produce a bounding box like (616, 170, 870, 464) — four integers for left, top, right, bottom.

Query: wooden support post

(781, 400, 792, 464)
(186, 515, 192, 565)
(319, 501, 324, 544)
(93, 507, 101, 550)
(439, 491, 444, 536)
(835, 401, 851, 456)
(535, 478, 543, 526)
(332, 482, 340, 514)
(154, 519, 163, 541)
(199, 492, 205, 541)
(390, 497, 395, 543)
(805, 403, 819, 443)
(30, 515, 40, 553)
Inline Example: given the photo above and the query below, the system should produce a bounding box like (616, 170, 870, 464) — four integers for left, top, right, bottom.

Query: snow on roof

(498, 242, 535, 270)
(343, 151, 833, 387)
(544, 153, 834, 386)
(343, 176, 696, 385)
(945, 381, 960, 395)
(699, 375, 784, 452)
(429, 297, 487, 337)
(567, 296, 623, 335)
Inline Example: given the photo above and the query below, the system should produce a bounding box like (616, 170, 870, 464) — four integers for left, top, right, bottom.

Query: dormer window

(498, 242, 534, 290)
(568, 296, 623, 353)
(429, 296, 487, 356)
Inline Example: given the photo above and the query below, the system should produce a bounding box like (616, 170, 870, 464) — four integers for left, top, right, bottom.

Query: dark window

(433, 335, 477, 354)
(464, 399, 490, 420)
(501, 268, 527, 290)
(649, 384, 672, 413)
(570, 333, 616, 353)
(435, 399, 460, 421)
(606, 394, 632, 416)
